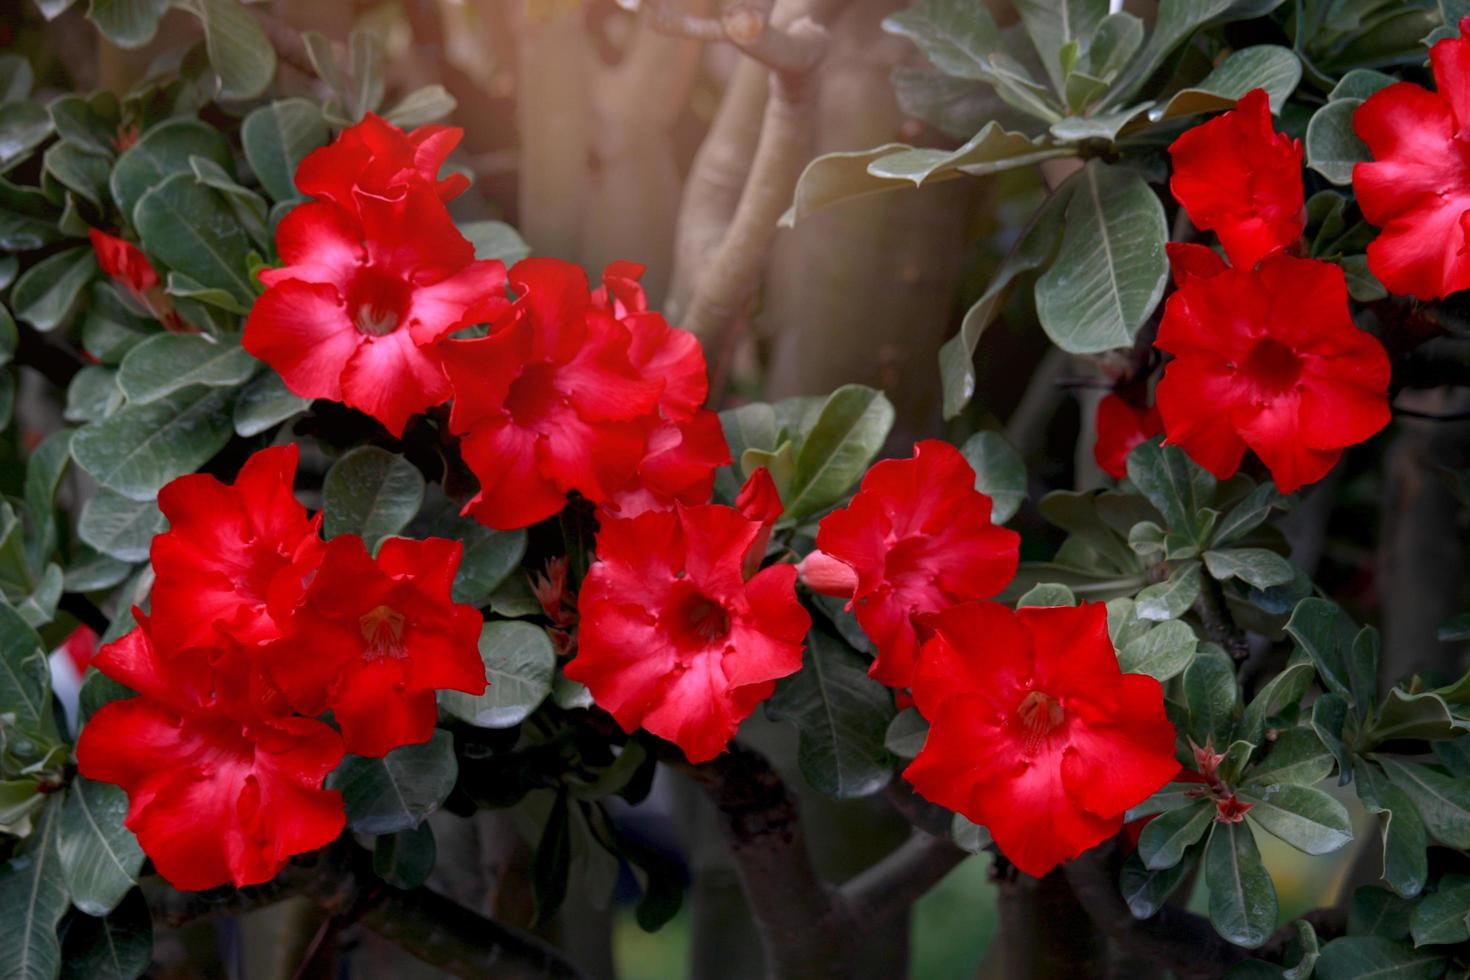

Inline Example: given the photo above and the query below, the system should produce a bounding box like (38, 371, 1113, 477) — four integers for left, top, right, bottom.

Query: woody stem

(1194, 573, 1250, 663)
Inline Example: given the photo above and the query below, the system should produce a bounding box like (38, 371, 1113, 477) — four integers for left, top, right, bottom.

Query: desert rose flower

(1353, 18, 1470, 299)
(88, 228, 191, 332)
(264, 534, 486, 758)
(442, 258, 665, 529)
(1093, 394, 1163, 479)
(802, 440, 1020, 688)
(903, 601, 1178, 878)
(148, 444, 323, 658)
(245, 181, 506, 436)
(567, 490, 810, 763)
(601, 410, 732, 518)
(76, 616, 345, 890)
(293, 112, 470, 212)
(1154, 244, 1391, 493)
(1168, 88, 1304, 269)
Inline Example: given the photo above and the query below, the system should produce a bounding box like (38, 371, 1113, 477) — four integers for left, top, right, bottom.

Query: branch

(1063, 842, 1248, 980)
(1194, 573, 1250, 663)
(147, 840, 585, 980)
(646, 0, 824, 74)
(837, 831, 967, 925)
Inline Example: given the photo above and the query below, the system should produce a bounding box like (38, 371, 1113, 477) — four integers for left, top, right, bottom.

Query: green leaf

(86, 0, 170, 48)
(1127, 440, 1217, 544)
(1139, 799, 1213, 869)
(1356, 763, 1429, 899)
(1035, 162, 1167, 354)
(866, 123, 1069, 186)
(1135, 562, 1203, 621)
(440, 519, 526, 608)
(47, 94, 115, 156)
(1284, 918, 1321, 980)
(891, 67, 1025, 139)
(1241, 783, 1352, 855)
(372, 822, 436, 890)
(441, 621, 551, 729)
(940, 179, 1071, 418)
(1121, 847, 1196, 918)
(347, 28, 386, 120)
(0, 55, 34, 100)
(0, 102, 53, 175)
(1211, 482, 1282, 547)
(1314, 937, 1446, 980)
(1120, 618, 1198, 681)
(328, 729, 457, 834)
(134, 172, 257, 306)
(0, 797, 66, 980)
(59, 776, 144, 916)
(1204, 548, 1295, 590)
(188, 0, 277, 100)
(232, 369, 310, 437)
(1312, 693, 1353, 786)
(1306, 99, 1369, 187)
(0, 177, 64, 252)
(1246, 728, 1335, 787)
(71, 385, 235, 501)
(531, 791, 571, 926)
(1205, 821, 1278, 948)
(1185, 646, 1240, 747)
(460, 220, 531, 266)
(959, 430, 1027, 523)
(1106, 0, 1235, 107)
(59, 887, 153, 980)
(43, 142, 111, 207)
(784, 385, 894, 521)
(76, 490, 165, 566)
(116, 334, 257, 404)
(1366, 689, 1469, 747)
(1286, 599, 1365, 711)
(110, 118, 232, 226)
(0, 602, 58, 745)
(1018, 582, 1077, 607)
(1409, 883, 1470, 947)
(883, 707, 928, 759)
(1149, 45, 1302, 121)
(951, 813, 991, 853)
(1377, 757, 1470, 849)
(11, 245, 97, 332)
(1350, 885, 1413, 942)
(381, 85, 457, 129)
(1010, 0, 1107, 95)
(321, 447, 426, 548)
(767, 630, 895, 798)
(23, 429, 73, 571)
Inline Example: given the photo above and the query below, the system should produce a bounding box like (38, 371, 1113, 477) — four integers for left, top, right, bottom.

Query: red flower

(1354, 20, 1470, 299)
(442, 258, 664, 529)
(1168, 88, 1304, 269)
(76, 617, 345, 890)
(903, 601, 1178, 878)
(567, 502, 811, 763)
(88, 228, 191, 333)
(245, 182, 506, 436)
(1094, 394, 1163, 479)
(148, 445, 323, 658)
(1154, 248, 1391, 493)
(293, 112, 470, 213)
(805, 440, 1020, 688)
(264, 535, 485, 757)
(600, 411, 732, 518)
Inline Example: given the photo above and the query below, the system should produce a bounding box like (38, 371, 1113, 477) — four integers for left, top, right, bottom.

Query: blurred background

(3, 0, 1421, 976)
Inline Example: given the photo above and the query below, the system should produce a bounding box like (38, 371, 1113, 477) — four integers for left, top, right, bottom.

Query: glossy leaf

(1205, 821, 1278, 949)
(959, 430, 1027, 523)
(86, 0, 170, 48)
(76, 490, 164, 564)
(884, 707, 929, 759)
(1241, 783, 1352, 855)
(1377, 757, 1470, 849)
(1355, 763, 1429, 899)
(0, 102, 53, 175)
(189, 0, 276, 99)
(59, 887, 153, 980)
(1121, 847, 1196, 919)
(372, 823, 436, 891)
(1127, 440, 1217, 544)
(1135, 562, 1203, 621)
(232, 370, 310, 437)
(1139, 799, 1213, 870)
(133, 172, 256, 305)
(1119, 618, 1198, 681)
(1203, 548, 1295, 590)
(328, 729, 457, 835)
(1313, 937, 1445, 980)
(110, 118, 232, 226)
(11, 245, 97, 332)
(1306, 99, 1368, 186)
(1245, 728, 1334, 788)
(785, 385, 894, 522)
(117, 334, 258, 404)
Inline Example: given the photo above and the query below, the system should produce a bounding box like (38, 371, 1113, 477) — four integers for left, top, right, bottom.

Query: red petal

(244, 280, 358, 402)
(339, 327, 452, 436)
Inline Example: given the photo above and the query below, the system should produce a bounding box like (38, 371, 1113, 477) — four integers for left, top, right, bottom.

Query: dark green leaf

(1286, 599, 1365, 712)
(1349, 885, 1412, 942)
(71, 385, 235, 501)
(372, 823, 436, 890)
(1306, 100, 1368, 186)
(1010, 0, 1107, 94)
(1017, 582, 1077, 607)
(133, 172, 256, 305)
(109, 119, 233, 227)
(785, 385, 894, 521)
(76, 491, 163, 565)
(1246, 728, 1334, 788)
(117, 334, 258, 404)
(767, 630, 895, 798)
(1139, 799, 1213, 869)
(1119, 618, 1197, 681)
(59, 887, 152, 980)
(0, 798, 66, 980)
(1135, 562, 1203, 622)
(322, 447, 426, 548)
(11, 245, 97, 332)
(0, 55, 34, 100)
(1409, 882, 1470, 947)
(1312, 693, 1353, 786)
(43, 142, 110, 207)
(1377, 757, 1470, 849)
(1034, 161, 1167, 354)
(380, 85, 457, 129)
(460, 220, 531, 267)
(1330, 70, 1396, 101)
(1366, 689, 1468, 747)
(437, 517, 527, 607)
(1204, 548, 1295, 590)
(1206, 821, 1278, 948)
(1185, 645, 1239, 746)
(59, 777, 144, 916)
(47, 94, 115, 156)
(0, 102, 53, 175)
(531, 791, 571, 927)
(1149, 45, 1302, 121)
(23, 429, 73, 570)
(884, 706, 929, 759)
(1127, 440, 1216, 544)
(0, 177, 64, 252)
(441, 621, 551, 729)
(960, 430, 1027, 523)
(1121, 847, 1196, 918)
(232, 369, 310, 437)
(1314, 936, 1445, 980)
(0, 602, 58, 745)
(1356, 763, 1429, 899)
(1106, 0, 1235, 106)
(1241, 783, 1353, 855)
(86, 0, 170, 48)
(188, 0, 276, 99)
(328, 729, 457, 834)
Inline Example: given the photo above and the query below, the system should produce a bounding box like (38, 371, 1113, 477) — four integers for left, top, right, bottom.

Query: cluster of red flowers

(1093, 88, 1392, 493)
(76, 446, 485, 889)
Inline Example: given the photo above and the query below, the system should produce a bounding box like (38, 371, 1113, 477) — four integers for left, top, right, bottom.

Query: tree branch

(146, 840, 585, 980)
(1194, 573, 1250, 663)
(837, 831, 967, 925)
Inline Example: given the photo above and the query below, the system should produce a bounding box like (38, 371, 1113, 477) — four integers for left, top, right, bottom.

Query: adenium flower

(293, 111, 470, 212)
(802, 440, 1020, 688)
(1354, 18, 1470, 300)
(1154, 245, 1391, 493)
(76, 616, 345, 890)
(244, 181, 506, 437)
(1168, 88, 1304, 269)
(903, 601, 1178, 878)
(567, 491, 811, 763)
(1094, 394, 1163, 479)
(264, 534, 486, 758)
(148, 444, 322, 658)
(88, 228, 190, 333)
(441, 258, 665, 529)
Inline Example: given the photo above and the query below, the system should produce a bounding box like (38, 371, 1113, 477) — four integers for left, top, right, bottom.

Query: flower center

(346, 266, 411, 337)
(1241, 337, 1301, 394)
(1013, 689, 1064, 755)
(504, 363, 564, 427)
(667, 585, 732, 648)
(359, 605, 407, 660)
